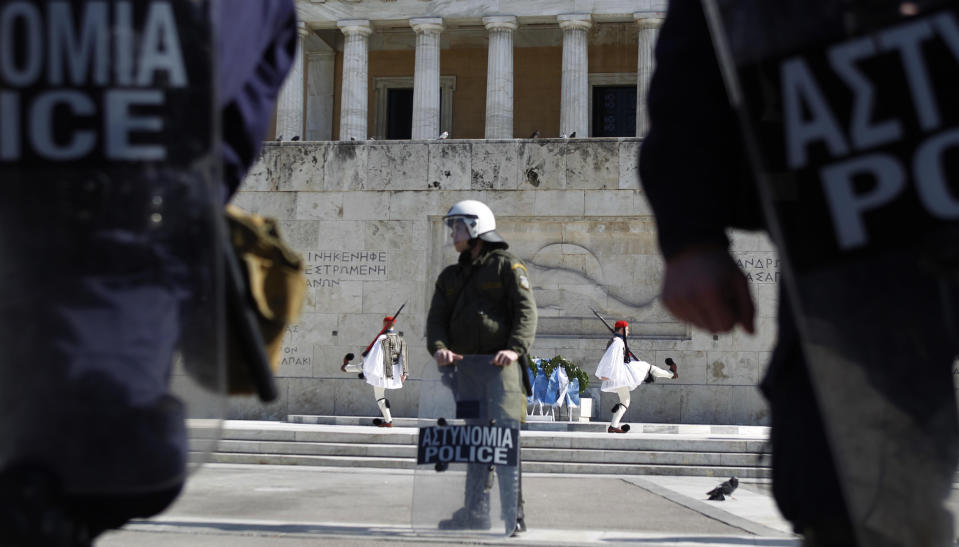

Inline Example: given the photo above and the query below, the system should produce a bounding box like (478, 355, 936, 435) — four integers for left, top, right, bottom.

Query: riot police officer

(426, 200, 537, 534)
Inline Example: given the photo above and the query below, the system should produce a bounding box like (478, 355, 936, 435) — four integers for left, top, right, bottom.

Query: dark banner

(737, 6, 959, 271)
(417, 424, 519, 466)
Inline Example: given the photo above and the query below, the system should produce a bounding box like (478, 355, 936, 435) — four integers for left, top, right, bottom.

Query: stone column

(483, 16, 517, 139)
(558, 14, 591, 138)
(337, 19, 372, 140)
(410, 18, 444, 140)
(635, 12, 664, 137)
(275, 22, 309, 140)
(306, 40, 335, 141)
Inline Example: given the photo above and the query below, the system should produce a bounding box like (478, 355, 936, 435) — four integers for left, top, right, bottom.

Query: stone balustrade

(244, 137, 644, 193)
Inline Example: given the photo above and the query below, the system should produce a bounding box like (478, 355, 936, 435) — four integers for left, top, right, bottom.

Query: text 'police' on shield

(417, 424, 519, 466)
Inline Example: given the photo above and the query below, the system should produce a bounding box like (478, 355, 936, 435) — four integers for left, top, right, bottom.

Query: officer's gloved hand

(433, 348, 463, 367)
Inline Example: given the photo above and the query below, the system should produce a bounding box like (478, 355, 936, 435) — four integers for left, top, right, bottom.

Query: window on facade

(385, 88, 444, 140)
(386, 88, 413, 140)
(374, 77, 455, 140)
(592, 85, 637, 137)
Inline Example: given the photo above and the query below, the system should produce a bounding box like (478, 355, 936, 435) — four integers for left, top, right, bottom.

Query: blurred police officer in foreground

(0, 1, 296, 545)
(426, 200, 537, 534)
(641, 1, 959, 545)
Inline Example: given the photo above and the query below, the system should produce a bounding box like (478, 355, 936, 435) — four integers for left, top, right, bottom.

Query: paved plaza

(98, 421, 959, 546)
(93, 454, 959, 546)
(101, 464, 797, 546)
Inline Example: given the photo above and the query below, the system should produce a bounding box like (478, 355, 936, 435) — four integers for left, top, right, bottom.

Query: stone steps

(286, 415, 771, 437)
(190, 419, 772, 478)
(196, 439, 766, 468)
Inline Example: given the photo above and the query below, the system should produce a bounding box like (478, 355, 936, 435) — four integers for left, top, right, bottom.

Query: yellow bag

(225, 204, 306, 395)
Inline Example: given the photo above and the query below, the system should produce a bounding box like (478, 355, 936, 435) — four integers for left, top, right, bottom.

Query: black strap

(519, 356, 533, 397)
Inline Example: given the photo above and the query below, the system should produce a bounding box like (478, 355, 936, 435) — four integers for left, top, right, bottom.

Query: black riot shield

(413, 355, 522, 537)
(703, 1, 959, 544)
(0, 0, 225, 496)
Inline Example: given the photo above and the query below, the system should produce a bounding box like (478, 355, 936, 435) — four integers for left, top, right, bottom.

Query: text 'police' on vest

(1, 1, 194, 162)
(778, 9, 959, 251)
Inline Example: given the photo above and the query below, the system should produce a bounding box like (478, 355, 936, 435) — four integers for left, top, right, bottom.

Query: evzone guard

(593, 317, 678, 433)
(342, 314, 408, 427)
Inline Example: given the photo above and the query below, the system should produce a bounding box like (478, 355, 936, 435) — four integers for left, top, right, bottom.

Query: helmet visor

(446, 217, 473, 248)
(443, 214, 477, 229)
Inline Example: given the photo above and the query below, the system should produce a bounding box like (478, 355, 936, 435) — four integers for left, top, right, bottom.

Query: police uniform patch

(519, 275, 530, 290)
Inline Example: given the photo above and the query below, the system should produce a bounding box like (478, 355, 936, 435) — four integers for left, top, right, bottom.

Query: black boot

(438, 474, 491, 531)
(437, 506, 491, 530)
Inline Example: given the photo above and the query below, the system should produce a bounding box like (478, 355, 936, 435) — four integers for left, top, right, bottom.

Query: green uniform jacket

(426, 245, 538, 421)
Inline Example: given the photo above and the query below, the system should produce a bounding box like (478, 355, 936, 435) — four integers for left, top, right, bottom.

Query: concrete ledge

(207, 453, 415, 469)
(199, 439, 418, 459)
(197, 452, 770, 478)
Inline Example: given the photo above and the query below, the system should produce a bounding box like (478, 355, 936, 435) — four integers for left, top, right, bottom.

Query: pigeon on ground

(291, 136, 300, 141)
(350, 137, 356, 141)
(529, 130, 540, 138)
(707, 477, 738, 501)
(568, 131, 577, 138)
(438, 131, 449, 139)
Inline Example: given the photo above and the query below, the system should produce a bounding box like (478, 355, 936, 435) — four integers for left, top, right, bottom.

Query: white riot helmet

(443, 200, 506, 245)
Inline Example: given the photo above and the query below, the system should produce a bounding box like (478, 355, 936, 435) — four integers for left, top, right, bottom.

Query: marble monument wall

(221, 137, 779, 425)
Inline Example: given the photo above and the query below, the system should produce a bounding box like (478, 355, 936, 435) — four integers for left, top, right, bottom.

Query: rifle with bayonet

(341, 301, 407, 374)
(590, 308, 670, 383)
(589, 308, 679, 384)
(590, 308, 641, 361)
(362, 301, 406, 357)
